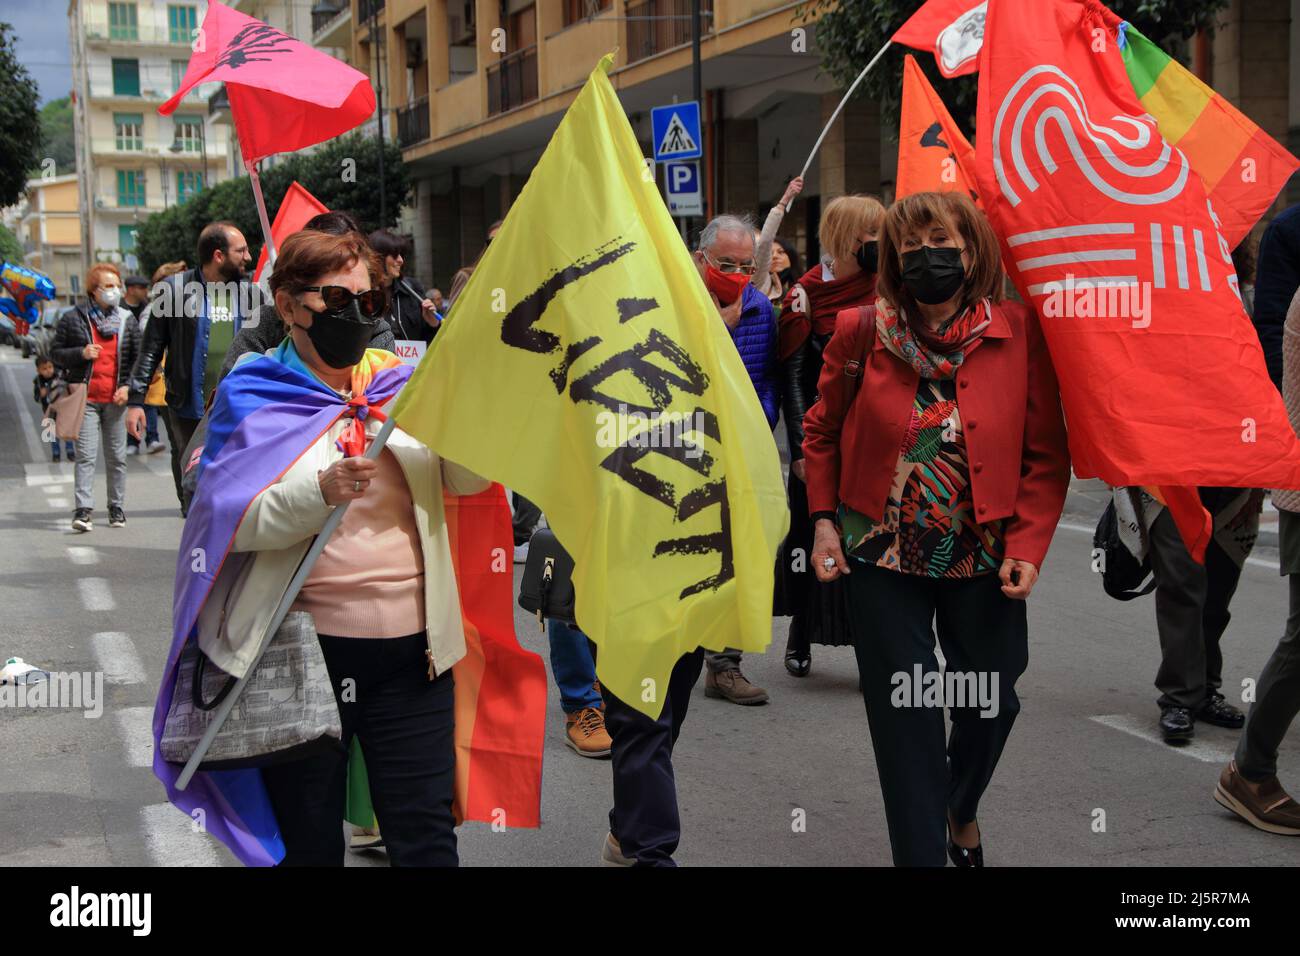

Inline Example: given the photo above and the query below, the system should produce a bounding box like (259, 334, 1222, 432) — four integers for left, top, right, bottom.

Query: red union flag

(252, 181, 328, 282)
(897, 54, 978, 201)
(160, 0, 374, 164)
(893, 0, 987, 78)
(974, 0, 1300, 557)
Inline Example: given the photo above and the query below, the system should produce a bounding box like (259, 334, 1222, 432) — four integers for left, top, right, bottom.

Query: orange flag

(897, 54, 978, 202)
(252, 180, 329, 282)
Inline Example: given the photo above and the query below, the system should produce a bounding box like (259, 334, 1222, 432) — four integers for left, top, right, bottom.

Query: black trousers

(261, 633, 458, 867)
(1148, 506, 1245, 710)
(846, 564, 1028, 867)
(162, 408, 200, 511)
(512, 491, 542, 547)
(595, 643, 704, 867)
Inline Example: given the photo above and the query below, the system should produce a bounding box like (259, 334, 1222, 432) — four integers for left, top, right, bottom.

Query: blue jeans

(127, 406, 160, 448)
(547, 620, 601, 714)
(50, 438, 75, 460)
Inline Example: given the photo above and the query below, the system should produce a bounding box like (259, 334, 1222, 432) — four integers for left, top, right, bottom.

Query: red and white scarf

(875, 296, 992, 380)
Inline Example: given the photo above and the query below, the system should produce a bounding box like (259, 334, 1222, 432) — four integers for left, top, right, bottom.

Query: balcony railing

(358, 0, 386, 22)
(396, 96, 430, 147)
(626, 0, 713, 64)
(85, 22, 194, 45)
(487, 45, 538, 116)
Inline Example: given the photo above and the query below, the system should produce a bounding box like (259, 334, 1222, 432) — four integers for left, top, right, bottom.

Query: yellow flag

(390, 56, 789, 718)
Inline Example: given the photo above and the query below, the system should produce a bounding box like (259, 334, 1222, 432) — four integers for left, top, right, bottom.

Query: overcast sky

(4, 0, 75, 105)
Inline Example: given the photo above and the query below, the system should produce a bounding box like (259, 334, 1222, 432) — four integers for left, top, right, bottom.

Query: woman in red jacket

(803, 192, 1069, 867)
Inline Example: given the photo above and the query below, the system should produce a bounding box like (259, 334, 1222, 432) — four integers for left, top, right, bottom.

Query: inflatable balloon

(0, 262, 57, 336)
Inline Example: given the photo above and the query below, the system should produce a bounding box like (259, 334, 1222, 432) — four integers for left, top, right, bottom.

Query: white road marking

(77, 577, 116, 611)
(66, 546, 98, 565)
(92, 632, 145, 685)
(1055, 520, 1280, 571)
(139, 803, 222, 868)
(115, 706, 155, 768)
(48, 497, 69, 509)
(42, 484, 60, 495)
(1089, 714, 1236, 764)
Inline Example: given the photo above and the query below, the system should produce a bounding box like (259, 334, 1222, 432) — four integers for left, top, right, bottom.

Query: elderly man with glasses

(689, 213, 779, 706)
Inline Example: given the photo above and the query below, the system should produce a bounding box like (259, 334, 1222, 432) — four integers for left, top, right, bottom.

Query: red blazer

(801, 300, 1070, 569)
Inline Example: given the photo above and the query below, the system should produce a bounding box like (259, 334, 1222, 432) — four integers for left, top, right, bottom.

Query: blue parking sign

(651, 101, 702, 162)
(664, 160, 702, 217)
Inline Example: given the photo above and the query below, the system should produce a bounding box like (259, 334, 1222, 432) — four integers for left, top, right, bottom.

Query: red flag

(252, 181, 328, 283)
(973, 0, 1300, 560)
(160, 0, 374, 164)
(893, 0, 987, 78)
(897, 54, 978, 200)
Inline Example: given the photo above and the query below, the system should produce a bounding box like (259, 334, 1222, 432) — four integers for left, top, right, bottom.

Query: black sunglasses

(301, 285, 385, 319)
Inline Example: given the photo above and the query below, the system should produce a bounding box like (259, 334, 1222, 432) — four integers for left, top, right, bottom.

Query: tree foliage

(36, 96, 76, 178)
(133, 131, 411, 276)
(797, 0, 1233, 136)
(0, 22, 43, 207)
(0, 222, 24, 264)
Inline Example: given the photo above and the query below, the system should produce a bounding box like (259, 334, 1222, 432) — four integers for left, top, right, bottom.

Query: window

(108, 2, 138, 40)
(111, 58, 140, 96)
(116, 170, 145, 207)
(171, 59, 188, 93)
(168, 5, 198, 44)
(173, 116, 203, 152)
(176, 171, 204, 203)
(118, 224, 137, 253)
(114, 113, 143, 151)
(563, 0, 610, 26)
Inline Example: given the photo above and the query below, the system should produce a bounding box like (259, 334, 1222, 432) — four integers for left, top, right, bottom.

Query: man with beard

(125, 221, 254, 512)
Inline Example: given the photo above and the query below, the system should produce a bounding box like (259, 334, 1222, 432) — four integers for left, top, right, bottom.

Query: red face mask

(705, 266, 750, 306)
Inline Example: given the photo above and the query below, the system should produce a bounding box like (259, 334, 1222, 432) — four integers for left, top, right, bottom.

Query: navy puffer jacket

(728, 283, 779, 429)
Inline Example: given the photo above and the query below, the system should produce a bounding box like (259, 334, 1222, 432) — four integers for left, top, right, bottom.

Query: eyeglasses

(301, 285, 385, 319)
(705, 253, 757, 276)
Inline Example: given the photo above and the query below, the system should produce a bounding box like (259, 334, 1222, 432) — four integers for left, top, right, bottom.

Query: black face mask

(296, 300, 376, 370)
(855, 239, 879, 275)
(901, 245, 966, 305)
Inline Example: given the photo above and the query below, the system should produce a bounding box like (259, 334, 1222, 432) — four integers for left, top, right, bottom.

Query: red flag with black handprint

(160, 0, 374, 163)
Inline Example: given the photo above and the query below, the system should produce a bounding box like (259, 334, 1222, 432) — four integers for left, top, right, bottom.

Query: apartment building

(17, 175, 84, 304)
(327, 0, 882, 292)
(67, 0, 232, 273)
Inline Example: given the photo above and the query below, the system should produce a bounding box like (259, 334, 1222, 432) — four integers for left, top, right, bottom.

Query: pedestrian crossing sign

(651, 101, 702, 162)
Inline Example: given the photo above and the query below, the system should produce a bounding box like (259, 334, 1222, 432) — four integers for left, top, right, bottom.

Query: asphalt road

(1, 345, 1297, 867)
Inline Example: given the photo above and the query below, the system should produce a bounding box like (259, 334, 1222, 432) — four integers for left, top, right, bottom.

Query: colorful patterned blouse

(840, 378, 1004, 577)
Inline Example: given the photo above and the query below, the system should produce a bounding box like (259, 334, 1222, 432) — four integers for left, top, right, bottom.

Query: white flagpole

(799, 40, 893, 180)
(246, 157, 277, 270)
(175, 414, 399, 790)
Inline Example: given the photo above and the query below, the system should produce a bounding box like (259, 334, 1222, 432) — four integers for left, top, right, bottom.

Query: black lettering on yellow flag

(391, 55, 788, 717)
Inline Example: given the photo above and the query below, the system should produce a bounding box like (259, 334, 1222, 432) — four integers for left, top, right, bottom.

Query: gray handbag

(160, 610, 343, 771)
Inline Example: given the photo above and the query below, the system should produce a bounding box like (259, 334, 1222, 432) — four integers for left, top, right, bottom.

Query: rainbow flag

(1120, 22, 1299, 247)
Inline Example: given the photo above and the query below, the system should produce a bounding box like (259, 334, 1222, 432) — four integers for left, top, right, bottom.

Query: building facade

(18, 175, 83, 304)
(67, 0, 232, 274)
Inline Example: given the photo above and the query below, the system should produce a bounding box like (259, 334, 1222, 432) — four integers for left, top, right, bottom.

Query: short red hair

(85, 262, 122, 298)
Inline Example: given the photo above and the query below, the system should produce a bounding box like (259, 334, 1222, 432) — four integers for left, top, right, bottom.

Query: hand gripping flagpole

(799, 40, 893, 180)
(175, 413, 400, 791)
(246, 158, 278, 270)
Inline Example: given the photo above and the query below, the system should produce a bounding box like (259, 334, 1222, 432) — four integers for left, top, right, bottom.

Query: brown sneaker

(1214, 760, 1300, 836)
(705, 668, 770, 705)
(600, 832, 635, 866)
(565, 706, 612, 758)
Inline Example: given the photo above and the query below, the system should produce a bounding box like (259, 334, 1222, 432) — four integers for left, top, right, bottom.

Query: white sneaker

(514, 542, 529, 564)
(126, 445, 139, 456)
(146, 440, 165, 454)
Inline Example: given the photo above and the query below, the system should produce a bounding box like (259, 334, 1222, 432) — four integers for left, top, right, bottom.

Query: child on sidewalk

(33, 354, 75, 462)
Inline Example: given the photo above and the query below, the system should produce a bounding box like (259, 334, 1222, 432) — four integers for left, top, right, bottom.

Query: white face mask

(97, 286, 122, 309)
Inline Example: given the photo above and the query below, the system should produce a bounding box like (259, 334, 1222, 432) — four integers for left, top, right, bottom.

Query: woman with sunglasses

(776, 194, 884, 677)
(201, 229, 488, 865)
(803, 192, 1069, 866)
(369, 229, 442, 343)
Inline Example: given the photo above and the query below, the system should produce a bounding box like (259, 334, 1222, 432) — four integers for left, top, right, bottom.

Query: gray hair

(696, 214, 757, 254)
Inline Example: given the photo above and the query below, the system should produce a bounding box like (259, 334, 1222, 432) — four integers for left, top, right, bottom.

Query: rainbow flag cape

(1120, 22, 1300, 247)
(152, 346, 545, 865)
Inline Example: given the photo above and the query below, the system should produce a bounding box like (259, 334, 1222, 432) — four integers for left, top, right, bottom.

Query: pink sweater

(293, 448, 425, 638)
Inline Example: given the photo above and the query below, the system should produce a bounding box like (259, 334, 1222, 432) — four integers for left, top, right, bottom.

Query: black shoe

(71, 508, 92, 533)
(1160, 705, 1195, 743)
(1198, 692, 1245, 729)
(108, 506, 126, 528)
(783, 627, 811, 677)
(947, 838, 984, 867)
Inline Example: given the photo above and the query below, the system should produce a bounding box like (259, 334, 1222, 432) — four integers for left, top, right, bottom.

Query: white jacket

(195, 393, 489, 679)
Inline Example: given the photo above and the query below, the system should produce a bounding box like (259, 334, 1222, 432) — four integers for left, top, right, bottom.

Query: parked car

(20, 303, 64, 359)
(0, 314, 17, 349)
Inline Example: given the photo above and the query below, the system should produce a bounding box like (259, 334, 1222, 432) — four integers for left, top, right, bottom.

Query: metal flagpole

(175, 413, 400, 790)
(246, 157, 277, 269)
(799, 40, 893, 180)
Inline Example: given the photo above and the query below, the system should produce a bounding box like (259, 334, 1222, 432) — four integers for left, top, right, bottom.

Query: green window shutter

(109, 3, 139, 41)
(114, 113, 143, 151)
(119, 224, 137, 252)
(112, 59, 140, 97)
(169, 5, 197, 43)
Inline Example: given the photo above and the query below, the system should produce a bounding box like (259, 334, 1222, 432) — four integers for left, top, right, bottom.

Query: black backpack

(1093, 488, 1157, 601)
